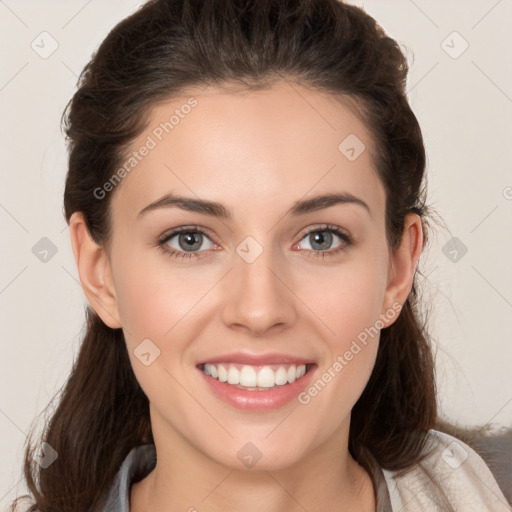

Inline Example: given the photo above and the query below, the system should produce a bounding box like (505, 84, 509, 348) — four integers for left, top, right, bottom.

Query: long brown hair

(12, 0, 438, 510)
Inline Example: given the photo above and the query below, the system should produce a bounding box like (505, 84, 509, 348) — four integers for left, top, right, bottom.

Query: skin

(69, 80, 423, 512)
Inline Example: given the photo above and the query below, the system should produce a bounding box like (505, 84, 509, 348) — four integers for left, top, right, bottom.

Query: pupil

(180, 233, 202, 251)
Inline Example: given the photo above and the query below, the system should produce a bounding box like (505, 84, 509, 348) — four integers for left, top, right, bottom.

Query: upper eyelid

(296, 224, 351, 240)
(159, 225, 215, 242)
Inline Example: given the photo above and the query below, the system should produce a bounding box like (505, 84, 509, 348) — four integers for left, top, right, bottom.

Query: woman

(11, 0, 510, 511)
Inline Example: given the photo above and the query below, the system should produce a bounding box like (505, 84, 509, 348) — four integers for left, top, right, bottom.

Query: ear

(380, 213, 424, 328)
(68, 212, 122, 329)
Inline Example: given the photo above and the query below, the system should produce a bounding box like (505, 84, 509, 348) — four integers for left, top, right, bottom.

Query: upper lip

(197, 352, 315, 366)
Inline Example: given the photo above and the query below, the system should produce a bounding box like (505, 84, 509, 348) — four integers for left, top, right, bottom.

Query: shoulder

(382, 429, 511, 511)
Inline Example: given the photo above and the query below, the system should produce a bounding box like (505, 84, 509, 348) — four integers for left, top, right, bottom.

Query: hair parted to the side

(11, 0, 440, 510)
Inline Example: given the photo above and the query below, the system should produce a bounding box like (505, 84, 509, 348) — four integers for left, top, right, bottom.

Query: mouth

(196, 354, 317, 411)
(198, 362, 314, 391)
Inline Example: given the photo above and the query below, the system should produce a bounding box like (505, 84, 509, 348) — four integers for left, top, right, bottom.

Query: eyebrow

(137, 192, 371, 219)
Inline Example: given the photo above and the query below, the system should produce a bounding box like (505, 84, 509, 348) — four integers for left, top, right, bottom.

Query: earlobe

(380, 213, 424, 327)
(68, 212, 122, 329)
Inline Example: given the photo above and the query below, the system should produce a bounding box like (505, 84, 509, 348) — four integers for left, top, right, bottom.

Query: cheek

(111, 258, 204, 406)
(301, 249, 389, 339)
(295, 250, 388, 405)
(112, 252, 213, 342)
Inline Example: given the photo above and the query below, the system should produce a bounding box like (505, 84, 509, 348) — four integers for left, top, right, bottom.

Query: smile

(197, 357, 317, 411)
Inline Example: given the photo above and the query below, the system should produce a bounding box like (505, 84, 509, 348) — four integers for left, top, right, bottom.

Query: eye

(157, 224, 352, 261)
(293, 225, 352, 256)
(158, 226, 218, 260)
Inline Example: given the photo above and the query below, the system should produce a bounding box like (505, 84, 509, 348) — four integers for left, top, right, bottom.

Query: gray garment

(101, 430, 511, 511)
(102, 443, 157, 512)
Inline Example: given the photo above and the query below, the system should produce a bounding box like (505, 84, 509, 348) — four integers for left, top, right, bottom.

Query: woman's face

(96, 81, 410, 470)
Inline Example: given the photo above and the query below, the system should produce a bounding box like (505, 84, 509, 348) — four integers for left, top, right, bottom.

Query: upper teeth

(203, 363, 307, 388)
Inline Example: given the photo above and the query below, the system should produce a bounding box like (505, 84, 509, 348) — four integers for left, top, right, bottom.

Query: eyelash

(157, 224, 352, 261)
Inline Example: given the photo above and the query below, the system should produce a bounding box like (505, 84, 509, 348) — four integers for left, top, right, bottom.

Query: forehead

(110, 81, 385, 221)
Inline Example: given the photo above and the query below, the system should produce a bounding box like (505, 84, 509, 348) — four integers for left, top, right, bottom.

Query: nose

(220, 244, 298, 336)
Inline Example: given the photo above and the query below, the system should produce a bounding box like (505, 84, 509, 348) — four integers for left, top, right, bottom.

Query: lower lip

(198, 365, 317, 411)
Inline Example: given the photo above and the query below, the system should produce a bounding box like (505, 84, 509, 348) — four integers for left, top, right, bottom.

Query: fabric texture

(102, 430, 511, 511)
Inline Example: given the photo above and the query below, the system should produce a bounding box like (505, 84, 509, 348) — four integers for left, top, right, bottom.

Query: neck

(130, 414, 375, 512)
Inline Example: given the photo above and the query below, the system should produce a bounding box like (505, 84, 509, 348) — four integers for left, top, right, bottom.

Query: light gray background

(1, 0, 511, 509)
